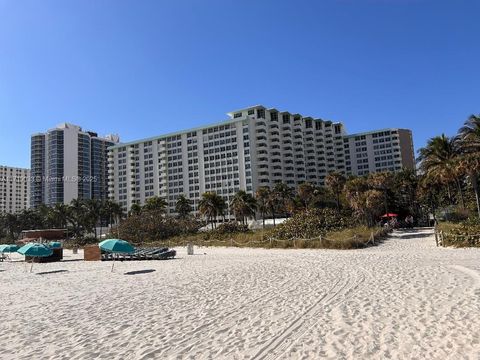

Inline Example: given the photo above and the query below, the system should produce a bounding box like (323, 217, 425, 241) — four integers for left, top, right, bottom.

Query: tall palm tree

(456, 154, 480, 217)
(458, 114, 480, 152)
(367, 172, 394, 215)
(325, 172, 346, 211)
(255, 187, 270, 229)
(418, 134, 464, 208)
(67, 199, 88, 239)
(273, 183, 295, 218)
(457, 114, 480, 217)
(344, 177, 369, 225)
(198, 192, 225, 229)
(86, 199, 102, 239)
(265, 189, 278, 226)
(175, 195, 193, 219)
(102, 200, 124, 230)
(230, 190, 257, 224)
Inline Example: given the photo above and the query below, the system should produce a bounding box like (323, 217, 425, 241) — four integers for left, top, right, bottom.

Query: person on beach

(405, 215, 414, 228)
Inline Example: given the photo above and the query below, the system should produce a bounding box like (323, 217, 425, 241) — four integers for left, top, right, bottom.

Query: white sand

(1, 228, 480, 359)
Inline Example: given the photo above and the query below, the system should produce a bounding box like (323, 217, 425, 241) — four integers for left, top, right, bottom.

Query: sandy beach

(1, 228, 480, 359)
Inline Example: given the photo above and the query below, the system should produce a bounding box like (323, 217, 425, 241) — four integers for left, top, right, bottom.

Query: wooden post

(434, 230, 439, 247)
(230, 238, 233, 247)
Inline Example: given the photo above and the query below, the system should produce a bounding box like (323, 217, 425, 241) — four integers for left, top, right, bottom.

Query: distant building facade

(31, 123, 119, 207)
(343, 129, 415, 176)
(0, 166, 30, 213)
(108, 105, 415, 215)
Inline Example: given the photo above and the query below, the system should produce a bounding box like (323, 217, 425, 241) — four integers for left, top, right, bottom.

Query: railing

(434, 226, 480, 247)
(190, 226, 393, 249)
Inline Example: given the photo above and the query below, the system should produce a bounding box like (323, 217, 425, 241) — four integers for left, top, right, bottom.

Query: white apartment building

(31, 123, 119, 207)
(343, 129, 415, 176)
(108, 105, 415, 214)
(0, 166, 30, 213)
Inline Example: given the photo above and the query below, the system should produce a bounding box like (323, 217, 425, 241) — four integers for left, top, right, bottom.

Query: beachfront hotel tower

(107, 105, 415, 215)
(30, 123, 119, 207)
(0, 166, 30, 213)
(343, 129, 415, 176)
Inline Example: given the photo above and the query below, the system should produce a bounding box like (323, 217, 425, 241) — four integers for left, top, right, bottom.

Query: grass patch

(437, 221, 480, 247)
(136, 226, 388, 250)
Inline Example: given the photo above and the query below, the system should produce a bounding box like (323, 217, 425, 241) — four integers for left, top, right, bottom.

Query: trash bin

(187, 243, 194, 255)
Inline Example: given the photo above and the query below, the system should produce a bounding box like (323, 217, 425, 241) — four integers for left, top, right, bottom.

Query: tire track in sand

(251, 268, 366, 360)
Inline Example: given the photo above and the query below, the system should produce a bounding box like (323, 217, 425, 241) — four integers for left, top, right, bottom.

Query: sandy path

(1, 228, 480, 359)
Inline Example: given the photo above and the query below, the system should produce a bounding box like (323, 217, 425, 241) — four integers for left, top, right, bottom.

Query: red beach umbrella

(381, 213, 398, 218)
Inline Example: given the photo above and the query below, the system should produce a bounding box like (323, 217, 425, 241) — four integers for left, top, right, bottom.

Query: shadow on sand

(124, 269, 156, 275)
(393, 229, 433, 239)
(36, 270, 69, 275)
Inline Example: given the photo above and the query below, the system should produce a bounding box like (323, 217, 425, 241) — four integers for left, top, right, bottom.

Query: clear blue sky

(1, 0, 479, 168)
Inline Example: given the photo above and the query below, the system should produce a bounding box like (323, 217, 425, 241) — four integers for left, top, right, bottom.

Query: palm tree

(365, 189, 384, 226)
(255, 187, 270, 229)
(175, 195, 193, 219)
(394, 168, 419, 217)
(418, 134, 464, 208)
(129, 203, 142, 216)
(265, 189, 278, 226)
(86, 199, 102, 239)
(297, 182, 317, 211)
(417, 173, 444, 224)
(3, 213, 19, 240)
(458, 114, 480, 152)
(325, 172, 346, 211)
(456, 154, 480, 217)
(230, 190, 257, 224)
(198, 192, 225, 229)
(457, 114, 480, 217)
(367, 172, 394, 216)
(273, 183, 295, 218)
(67, 199, 88, 239)
(50, 203, 69, 229)
(143, 196, 168, 213)
(344, 177, 369, 225)
(102, 200, 124, 230)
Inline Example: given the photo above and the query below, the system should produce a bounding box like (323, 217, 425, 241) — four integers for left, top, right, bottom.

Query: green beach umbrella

(0, 244, 19, 253)
(0, 244, 19, 262)
(17, 243, 53, 272)
(99, 239, 135, 272)
(48, 241, 62, 249)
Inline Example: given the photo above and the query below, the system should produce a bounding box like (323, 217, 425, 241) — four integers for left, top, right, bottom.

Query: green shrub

(213, 222, 249, 235)
(268, 208, 350, 240)
(114, 210, 203, 245)
(438, 220, 480, 247)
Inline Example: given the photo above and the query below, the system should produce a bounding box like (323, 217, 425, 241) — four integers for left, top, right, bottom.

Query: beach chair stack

(101, 247, 176, 261)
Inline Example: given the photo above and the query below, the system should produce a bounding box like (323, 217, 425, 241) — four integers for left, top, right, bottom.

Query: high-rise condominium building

(31, 123, 119, 207)
(343, 129, 415, 176)
(108, 105, 415, 214)
(0, 166, 30, 213)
